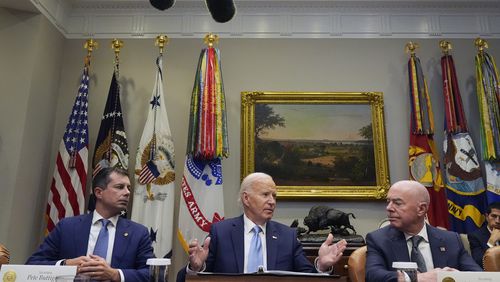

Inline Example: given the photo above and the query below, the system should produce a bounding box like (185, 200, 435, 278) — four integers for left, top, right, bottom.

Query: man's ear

(94, 187, 104, 199)
(417, 202, 428, 216)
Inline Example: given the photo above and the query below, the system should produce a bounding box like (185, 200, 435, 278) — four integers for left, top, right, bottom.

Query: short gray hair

(237, 172, 273, 204)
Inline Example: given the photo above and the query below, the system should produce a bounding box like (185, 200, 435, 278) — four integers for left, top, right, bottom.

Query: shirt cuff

(487, 242, 495, 248)
(56, 259, 65, 266)
(186, 262, 206, 274)
(314, 257, 334, 274)
(118, 269, 125, 281)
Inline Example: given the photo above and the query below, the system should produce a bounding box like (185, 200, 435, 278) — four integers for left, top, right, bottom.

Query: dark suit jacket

(177, 215, 314, 282)
(366, 224, 481, 282)
(26, 214, 154, 281)
(468, 224, 491, 268)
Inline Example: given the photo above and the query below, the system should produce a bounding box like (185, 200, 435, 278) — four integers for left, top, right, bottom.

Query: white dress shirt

(404, 224, 435, 271)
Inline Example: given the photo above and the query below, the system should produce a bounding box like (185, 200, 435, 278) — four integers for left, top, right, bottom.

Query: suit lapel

(266, 221, 279, 270)
(111, 217, 130, 267)
(231, 216, 245, 273)
(75, 214, 93, 256)
(389, 227, 411, 262)
(427, 225, 447, 267)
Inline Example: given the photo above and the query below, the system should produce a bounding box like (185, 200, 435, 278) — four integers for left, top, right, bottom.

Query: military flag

(90, 45, 129, 212)
(440, 41, 486, 233)
(45, 55, 90, 233)
(177, 34, 228, 252)
(406, 42, 449, 229)
(131, 48, 176, 258)
(474, 38, 500, 204)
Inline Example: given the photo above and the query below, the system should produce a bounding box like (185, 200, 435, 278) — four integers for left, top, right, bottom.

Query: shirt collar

(404, 223, 429, 242)
(92, 210, 119, 227)
(243, 213, 267, 235)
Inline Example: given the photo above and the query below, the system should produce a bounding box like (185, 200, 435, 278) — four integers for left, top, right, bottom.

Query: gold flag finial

(111, 39, 124, 56)
(204, 33, 219, 47)
(84, 39, 98, 66)
(475, 37, 488, 53)
(155, 35, 169, 55)
(405, 41, 419, 56)
(84, 39, 98, 56)
(439, 40, 452, 54)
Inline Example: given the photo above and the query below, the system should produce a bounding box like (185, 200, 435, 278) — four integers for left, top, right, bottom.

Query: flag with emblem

(131, 54, 176, 258)
(89, 63, 129, 212)
(474, 39, 500, 205)
(45, 59, 90, 233)
(406, 44, 449, 229)
(177, 35, 228, 251)
(440, 43, 486, 233)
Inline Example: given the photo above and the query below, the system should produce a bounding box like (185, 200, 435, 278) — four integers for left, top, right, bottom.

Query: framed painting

(241, 91, 390, 200)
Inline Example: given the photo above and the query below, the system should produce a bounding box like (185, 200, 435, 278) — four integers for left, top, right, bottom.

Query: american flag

(45, 65, 89, 233)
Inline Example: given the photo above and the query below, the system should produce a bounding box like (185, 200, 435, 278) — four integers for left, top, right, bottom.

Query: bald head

(391, 180, 430, 205)
(386, 180, 430, 234)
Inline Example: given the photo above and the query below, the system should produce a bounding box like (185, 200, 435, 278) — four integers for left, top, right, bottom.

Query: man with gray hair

(365, 180, 481, 282)
(177, 172, 347, 281)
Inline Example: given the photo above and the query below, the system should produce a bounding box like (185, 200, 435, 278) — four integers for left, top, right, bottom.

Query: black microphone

(205, 0, 236, 23)
(150, 0, 176, 11)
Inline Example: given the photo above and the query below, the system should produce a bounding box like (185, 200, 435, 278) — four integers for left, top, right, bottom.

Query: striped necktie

(410, 235, 427, 273)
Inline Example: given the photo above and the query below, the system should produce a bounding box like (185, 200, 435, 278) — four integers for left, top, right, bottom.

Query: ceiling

(2, 1, 500, 38)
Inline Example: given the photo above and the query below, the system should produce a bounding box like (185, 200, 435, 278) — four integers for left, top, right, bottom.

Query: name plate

(0, 265, 77, 281)
(437, 271, 500, 282)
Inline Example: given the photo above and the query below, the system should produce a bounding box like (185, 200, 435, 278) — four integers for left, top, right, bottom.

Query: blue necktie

(93, 219, 110, 259)
(247, 225, 263, 273)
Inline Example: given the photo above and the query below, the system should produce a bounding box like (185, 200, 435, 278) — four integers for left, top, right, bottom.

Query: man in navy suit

(366, 180, 481, 282)
(468, 201, 500, 268)
(179, 172, 347, 281)
(27, 167, 154, 281)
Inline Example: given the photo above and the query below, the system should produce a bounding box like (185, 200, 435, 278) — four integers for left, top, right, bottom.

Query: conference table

(186, 272, 347, 282)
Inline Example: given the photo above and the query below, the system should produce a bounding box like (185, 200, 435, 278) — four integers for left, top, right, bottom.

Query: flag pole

(204, 33, 219, 47)
(84, 38, 98, 65)
(475, 37, 488, 54)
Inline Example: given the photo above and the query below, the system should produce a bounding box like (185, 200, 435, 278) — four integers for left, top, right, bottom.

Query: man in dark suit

(27, 167, 154, 281)
(468, 201, 500, 268)
(178, 172, 347, 281)
(366, 180, 481, 282)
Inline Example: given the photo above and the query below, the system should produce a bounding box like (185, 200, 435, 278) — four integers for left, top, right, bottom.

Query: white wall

(1, 12, 498, 278)
(0, 8, 64, 263)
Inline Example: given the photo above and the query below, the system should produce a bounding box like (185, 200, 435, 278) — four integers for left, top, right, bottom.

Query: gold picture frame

(241, 91, 390, 200)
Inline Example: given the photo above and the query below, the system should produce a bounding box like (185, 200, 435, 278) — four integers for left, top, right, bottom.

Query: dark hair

(486, 202, 500, 214)
(92, 167, 129, 193)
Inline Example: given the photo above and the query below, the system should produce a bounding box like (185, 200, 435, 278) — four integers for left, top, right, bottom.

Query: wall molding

(30, 0, 500, 39)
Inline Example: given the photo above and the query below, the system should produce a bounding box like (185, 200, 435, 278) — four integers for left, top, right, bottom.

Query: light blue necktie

(247, 225, 263, 273)
(93, 219, 110, 259)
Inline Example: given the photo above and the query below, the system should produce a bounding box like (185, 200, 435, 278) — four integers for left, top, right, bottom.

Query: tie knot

(252, 225, 262, 234)
(101, 219, 110, 228)
(411, 235, 424, 246)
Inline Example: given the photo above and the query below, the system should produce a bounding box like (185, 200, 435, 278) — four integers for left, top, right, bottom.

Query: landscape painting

(241, 92, 390, 199)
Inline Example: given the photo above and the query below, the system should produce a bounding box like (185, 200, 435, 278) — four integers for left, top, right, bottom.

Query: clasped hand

(65, 255, 120, 281)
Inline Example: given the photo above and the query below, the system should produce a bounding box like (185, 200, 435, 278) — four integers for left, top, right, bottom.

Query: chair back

(483, 245, 500, 271)
(348, 245, 367, 282)
(0, 243, 10, 265)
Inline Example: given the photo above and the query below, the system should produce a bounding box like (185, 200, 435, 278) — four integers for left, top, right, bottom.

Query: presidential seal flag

(406, 42, 449, 229)
(178, 34, 228, 251)
(475, 38, 500, 204)
(131, 49, 176, 258)
(90, 43, 129, 212)
(45, 55, 90, 233)
(440, 41, 486, 233)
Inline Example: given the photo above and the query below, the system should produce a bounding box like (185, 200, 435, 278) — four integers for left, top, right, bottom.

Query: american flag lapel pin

(440, 246, 446, 252)
(272, 235, 277, 239)
(124, 232, 129, 237)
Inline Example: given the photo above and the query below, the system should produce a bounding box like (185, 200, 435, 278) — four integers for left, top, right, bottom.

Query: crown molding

(30, 0, 500, 39)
